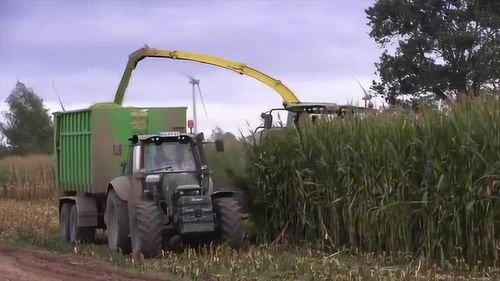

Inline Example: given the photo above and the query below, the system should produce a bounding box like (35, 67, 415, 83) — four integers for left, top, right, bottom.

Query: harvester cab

(258, 102, 372, 130)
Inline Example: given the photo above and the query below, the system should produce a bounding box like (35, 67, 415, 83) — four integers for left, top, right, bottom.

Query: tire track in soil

(0, 246, 181, 281)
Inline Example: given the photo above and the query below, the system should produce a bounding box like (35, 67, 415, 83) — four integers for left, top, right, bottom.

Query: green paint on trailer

(147, 108, 187, 134)
(54, 106, 187, 194)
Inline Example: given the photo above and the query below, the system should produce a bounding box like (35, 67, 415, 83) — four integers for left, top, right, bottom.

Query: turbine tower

(185, 75, 208, 133)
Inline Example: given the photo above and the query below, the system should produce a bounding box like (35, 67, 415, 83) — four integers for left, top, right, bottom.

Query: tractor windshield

(144, 142, 197, 172)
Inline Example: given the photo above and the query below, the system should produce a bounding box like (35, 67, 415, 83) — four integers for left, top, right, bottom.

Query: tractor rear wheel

(213, 197, 243, 249)
(59, 203, 71, 242)
(69, 204, 95, 243)
(105, 189, 130, 253)
(131, 201, 162, 258)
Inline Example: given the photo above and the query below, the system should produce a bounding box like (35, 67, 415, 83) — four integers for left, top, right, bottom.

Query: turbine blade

(180, 73, 199, 84)
(51, 81, 66, 111)
(196, 83, 208, 118)
(352, 76, 371, 99)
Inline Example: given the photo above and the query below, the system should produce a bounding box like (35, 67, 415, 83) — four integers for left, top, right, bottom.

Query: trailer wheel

(131, 201, 162, 258)
(69, 204, 95, 243)
(213, 197, 243, 249)
(105, 189, 130, 253)
(59, 203, 71, 242)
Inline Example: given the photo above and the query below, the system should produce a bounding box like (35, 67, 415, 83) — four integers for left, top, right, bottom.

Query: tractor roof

(285, 102, 368, 114)
(129, 132, 196, 144)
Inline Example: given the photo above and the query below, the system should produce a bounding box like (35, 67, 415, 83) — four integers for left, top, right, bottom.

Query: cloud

(1, 1, 378, 74)
(0, 0, 380, 134)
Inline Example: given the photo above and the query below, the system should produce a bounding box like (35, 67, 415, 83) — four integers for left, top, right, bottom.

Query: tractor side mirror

(261, 112, 273, 129)
(215, 139, 224, 152)
(133, 169, 146, 179)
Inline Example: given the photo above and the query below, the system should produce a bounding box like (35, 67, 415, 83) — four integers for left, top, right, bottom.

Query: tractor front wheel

(131, 201, 162, 258)
(213, 197, 243, 249)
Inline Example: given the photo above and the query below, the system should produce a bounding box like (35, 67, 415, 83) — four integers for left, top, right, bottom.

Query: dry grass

(0, 199, 57, 236)
(0, 155, 57, 200)
(0, 199, 497, 281)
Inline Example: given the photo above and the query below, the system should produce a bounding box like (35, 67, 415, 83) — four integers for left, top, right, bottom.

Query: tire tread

(105, 190, 130, 253)
(214, 197, 243, 249)
(132, 201, 162, 258)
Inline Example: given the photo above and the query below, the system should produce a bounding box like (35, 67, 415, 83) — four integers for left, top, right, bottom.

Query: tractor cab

(129, 132, 223, 187)
(126, 131, 223, 207)
(135, 132, 207, 202)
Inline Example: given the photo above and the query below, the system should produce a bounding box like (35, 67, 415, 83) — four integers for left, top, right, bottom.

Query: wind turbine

(184, 75, 208, 133)
(51, 81, 66, 111)
(353, 76, 373, 108)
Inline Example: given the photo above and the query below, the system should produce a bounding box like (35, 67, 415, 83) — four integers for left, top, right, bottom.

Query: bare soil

(0, 245, 179, 281)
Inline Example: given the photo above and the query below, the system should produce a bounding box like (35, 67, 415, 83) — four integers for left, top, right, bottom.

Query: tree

(0, 142, 8, 158)
(0, 81, 53, 154)
(366, 0, 500, 104)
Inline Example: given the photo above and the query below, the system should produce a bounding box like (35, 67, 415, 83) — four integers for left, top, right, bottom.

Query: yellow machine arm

(113, 46, 300, 105)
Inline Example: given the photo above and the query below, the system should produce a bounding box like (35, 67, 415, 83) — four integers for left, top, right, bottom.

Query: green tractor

(106, 132, 242, 256)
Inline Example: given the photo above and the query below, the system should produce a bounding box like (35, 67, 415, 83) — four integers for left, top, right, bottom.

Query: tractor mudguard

(109, 176, 133, 202)
(59, 195, 98, 227)
(211, 190, 249, 219)
(207, 177, 214, 194)
(210, 190, 236, 199)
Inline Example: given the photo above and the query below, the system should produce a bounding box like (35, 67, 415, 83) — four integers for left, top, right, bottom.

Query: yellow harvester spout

(113, 46, 300, 105)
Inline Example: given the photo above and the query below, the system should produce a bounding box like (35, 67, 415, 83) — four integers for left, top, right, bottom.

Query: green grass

(248, 98, 500, 265)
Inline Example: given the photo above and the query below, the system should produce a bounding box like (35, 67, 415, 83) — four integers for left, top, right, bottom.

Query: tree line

(367, 0, 499, 104)
(0, 81, 53, 157)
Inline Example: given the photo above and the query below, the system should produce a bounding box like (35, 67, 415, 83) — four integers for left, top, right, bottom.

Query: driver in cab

(153, 144, 194, 171)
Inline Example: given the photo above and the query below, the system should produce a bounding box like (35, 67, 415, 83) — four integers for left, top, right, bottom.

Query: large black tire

(59, 203, 71, 242)
(105, 189, 130, 253)
(213, 197, 243, 249)
(69, 204, 95, 243)
(131, 201, 162, 258)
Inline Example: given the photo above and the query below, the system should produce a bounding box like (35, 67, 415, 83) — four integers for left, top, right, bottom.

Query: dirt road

(0, 246, 178, 281)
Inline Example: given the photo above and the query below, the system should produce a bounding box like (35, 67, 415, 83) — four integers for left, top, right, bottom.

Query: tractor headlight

(145, 174, 161, 184)
(144, 174, 161, 199)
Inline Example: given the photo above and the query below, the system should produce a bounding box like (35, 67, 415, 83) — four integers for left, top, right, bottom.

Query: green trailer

(55, 105, 187, 194)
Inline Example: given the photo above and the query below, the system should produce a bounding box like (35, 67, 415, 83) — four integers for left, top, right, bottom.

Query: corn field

(0, 98, 499, 268)
(0, 155, 56, 200)
(249, 98, 500, 265)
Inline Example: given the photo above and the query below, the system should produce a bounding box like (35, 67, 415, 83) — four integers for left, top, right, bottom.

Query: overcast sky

(0, 0, 380, 134)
